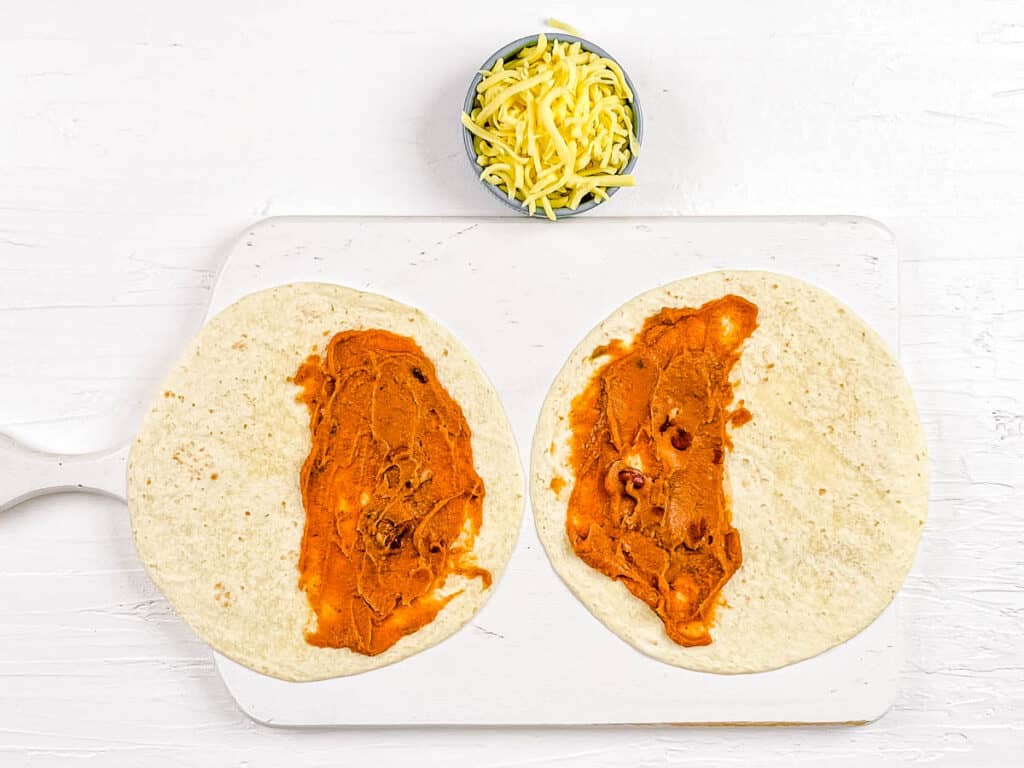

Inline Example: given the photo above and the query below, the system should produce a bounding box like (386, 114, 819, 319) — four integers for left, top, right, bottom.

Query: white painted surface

(0, 0, 1021, 763)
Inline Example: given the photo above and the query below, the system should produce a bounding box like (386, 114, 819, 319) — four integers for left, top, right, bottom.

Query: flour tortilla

(531, 271, 927, 673)
(128, 283, 523, 682)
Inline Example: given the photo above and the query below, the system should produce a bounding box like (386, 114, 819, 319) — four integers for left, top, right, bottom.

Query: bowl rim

(461, 32, 643, 220)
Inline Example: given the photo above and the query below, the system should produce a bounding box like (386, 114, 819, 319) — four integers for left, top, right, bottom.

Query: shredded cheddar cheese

(462, 34, 638, 220)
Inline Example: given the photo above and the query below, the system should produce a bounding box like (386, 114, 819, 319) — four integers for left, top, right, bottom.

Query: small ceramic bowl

(462, 33, 643, 219)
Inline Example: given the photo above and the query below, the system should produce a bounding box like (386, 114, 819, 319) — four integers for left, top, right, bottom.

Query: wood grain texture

(1, 0, 1021, 765)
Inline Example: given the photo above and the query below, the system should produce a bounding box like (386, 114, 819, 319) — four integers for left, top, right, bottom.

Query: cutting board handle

(0, 433, 129, 512)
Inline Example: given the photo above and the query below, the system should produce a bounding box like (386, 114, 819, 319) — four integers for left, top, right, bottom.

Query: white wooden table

(1, 1, 1021, 764)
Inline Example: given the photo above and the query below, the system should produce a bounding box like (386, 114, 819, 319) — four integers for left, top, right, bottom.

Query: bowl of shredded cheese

(461, 33, 642, 220)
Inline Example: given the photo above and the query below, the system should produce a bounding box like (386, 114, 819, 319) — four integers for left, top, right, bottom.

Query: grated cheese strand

(545, 18, 580, 35)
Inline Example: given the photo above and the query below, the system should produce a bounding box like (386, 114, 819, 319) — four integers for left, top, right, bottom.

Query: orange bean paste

(294, 330, 488, 655)
(566, 295, 757, 646)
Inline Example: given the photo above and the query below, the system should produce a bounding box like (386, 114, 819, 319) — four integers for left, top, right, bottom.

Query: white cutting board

(0, 216, 901, 726)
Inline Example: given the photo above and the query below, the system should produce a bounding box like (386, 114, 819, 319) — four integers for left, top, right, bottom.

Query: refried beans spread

(294, 330, 488, 655)
(565, 295, 757, 646)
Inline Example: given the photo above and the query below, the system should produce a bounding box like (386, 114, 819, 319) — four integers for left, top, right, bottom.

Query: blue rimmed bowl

(462, 33, 643, 219)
